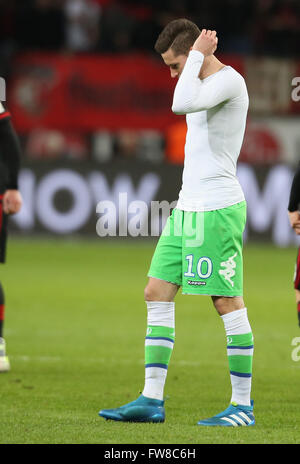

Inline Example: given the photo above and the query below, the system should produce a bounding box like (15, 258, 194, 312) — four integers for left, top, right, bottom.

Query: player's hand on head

(3, 189, 23, 215)
(192, 29, 218, 56)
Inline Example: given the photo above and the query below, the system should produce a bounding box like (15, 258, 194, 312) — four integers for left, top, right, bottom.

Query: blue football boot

(99, 394, 165, 423)
(198, 400, 255, 426)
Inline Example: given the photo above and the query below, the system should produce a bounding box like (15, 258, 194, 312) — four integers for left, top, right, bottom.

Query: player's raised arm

(172, 30, 243, 114)
(288, 162, 300, 235)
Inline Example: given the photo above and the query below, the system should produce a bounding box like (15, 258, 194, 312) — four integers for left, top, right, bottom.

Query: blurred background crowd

(0, 0, 300, 61)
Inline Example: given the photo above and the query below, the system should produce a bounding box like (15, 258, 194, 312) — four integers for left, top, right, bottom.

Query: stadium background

(1, 0, 300, 445)
(0, 0, 299, 245)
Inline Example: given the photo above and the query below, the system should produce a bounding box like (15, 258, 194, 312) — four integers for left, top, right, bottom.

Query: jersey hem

(147, 274, 182, 287)
(176, 198, 246, 212)
(182, 291, 243, 296)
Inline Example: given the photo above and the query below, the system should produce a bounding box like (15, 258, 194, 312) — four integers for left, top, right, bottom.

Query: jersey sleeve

(0, 103, 21, 190)
(172, 50, 245, 114)
(288, 162, 300, 212)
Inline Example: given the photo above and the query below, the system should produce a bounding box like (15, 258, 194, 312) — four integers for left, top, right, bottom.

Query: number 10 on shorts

(184, 254, 213, 279)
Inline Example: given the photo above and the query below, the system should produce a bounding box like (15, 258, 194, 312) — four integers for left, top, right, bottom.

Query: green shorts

(148, 202, 247, 296)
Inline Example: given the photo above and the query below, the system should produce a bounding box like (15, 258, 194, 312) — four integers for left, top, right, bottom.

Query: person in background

(0, 102, 23, 372)
(288, 161, 300, 327)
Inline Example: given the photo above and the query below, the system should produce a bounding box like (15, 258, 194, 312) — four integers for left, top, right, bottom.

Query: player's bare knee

(144, 280, 165, 301)
(212, 295, 245, 315)
(144, 284, 166, 301)
(144, 283, 157, 301)
(144, 279, 178, 302)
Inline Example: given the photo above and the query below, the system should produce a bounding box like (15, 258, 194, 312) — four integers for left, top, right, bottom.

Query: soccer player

(99, 19, 254, 426)
(0, 102, 23, 372)
(288, 161, 300, 326)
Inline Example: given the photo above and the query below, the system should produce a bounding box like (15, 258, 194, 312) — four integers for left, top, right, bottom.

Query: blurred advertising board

(7, 53, 300, 136)
(245, 57, 300, 115)
(9, 160, 300, 247)
(240, 117, 300, 165)
(7, 53, 179, 132)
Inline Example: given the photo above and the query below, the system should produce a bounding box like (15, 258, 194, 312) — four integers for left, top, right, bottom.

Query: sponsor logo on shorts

(187, 280, 206, 286)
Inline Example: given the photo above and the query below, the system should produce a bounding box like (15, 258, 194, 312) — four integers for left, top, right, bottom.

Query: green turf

(0, 237, 299, 444)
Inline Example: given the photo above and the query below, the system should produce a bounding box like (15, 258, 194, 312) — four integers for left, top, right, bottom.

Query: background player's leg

(143, 278, 179, 400)
(294, 248, 300, 326)
(0, 281, 4, 338)
(212, 296, 254, 407)
(0, 281, 9, 372)
(296, 289, 300, 327)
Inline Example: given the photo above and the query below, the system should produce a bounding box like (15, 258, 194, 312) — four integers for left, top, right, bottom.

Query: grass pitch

(0, 237, 299, 444)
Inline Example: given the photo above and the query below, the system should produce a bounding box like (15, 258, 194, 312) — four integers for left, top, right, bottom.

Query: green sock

(227, 332, 254, 406)
(143, 325, 175, 400)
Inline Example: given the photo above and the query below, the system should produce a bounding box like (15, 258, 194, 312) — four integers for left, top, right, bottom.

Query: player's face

(161, 48, 188, 79)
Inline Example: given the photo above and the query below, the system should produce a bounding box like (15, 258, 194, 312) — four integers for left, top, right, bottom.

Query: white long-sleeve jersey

(172, 50, 249, 211)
